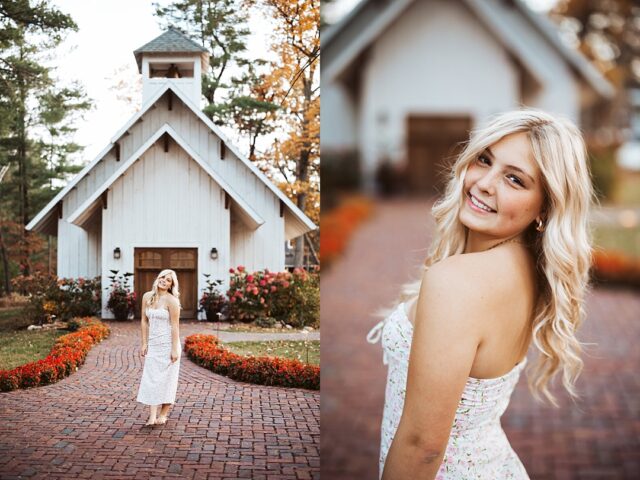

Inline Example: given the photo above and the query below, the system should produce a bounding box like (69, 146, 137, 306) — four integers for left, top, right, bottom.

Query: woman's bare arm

(382, 255, 493, 480)
(168, 297, 181, 362)
(140, 292, 149, 345)
(140, 292, 150, 356)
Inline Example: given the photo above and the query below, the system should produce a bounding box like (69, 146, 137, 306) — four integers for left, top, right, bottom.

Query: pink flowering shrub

(226, 266, 319, 327)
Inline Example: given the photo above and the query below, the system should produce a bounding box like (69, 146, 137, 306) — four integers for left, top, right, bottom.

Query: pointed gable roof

(322, 0, 614, 99)
(67, 123, 264, 230)
(133, 26, 208, 71)
(26, 83, 317, 238)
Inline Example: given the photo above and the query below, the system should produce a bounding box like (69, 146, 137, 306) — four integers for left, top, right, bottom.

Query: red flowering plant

(105, 270, 136, 320)
(226, 266, 269, 322)
(321, 196, 373, 266)
(591, 249, 640, 288)
(199, 275, 227, 321)
(270, 267, 320, 328)
(183, 333, 319, 390)
(0, 318, 110, 392)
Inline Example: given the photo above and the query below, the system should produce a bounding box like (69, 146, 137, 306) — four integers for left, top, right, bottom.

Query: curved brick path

(0, 320, 319, 479)
(321, 197, 639, 479)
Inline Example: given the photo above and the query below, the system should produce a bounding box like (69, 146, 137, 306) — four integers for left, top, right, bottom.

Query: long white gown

(366, 301, 529, 479)
(136, 307, 181, 405)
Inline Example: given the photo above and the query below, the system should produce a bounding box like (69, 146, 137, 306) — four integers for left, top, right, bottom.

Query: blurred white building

(321, 0, 614, 194)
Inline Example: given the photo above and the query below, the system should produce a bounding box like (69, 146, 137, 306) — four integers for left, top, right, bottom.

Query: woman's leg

(158, 403, 171, 419)
(146, 405, 159, 424)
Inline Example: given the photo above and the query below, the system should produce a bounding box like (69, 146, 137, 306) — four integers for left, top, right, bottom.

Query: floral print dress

(366, 302, 529, 479)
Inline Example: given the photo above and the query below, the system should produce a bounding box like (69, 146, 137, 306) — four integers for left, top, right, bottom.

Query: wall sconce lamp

(113, 247, 121, 259)
(210, 247, 218, 260)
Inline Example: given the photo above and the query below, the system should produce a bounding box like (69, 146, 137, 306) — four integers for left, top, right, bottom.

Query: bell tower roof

(134, 27, 209, 106)
(133, 26, 209, 73)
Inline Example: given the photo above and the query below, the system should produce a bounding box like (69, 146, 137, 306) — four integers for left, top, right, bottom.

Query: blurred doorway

(406, 115, 472, 195)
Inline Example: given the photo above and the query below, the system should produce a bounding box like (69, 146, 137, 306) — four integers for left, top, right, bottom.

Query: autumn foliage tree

(252, 0, 320, 266)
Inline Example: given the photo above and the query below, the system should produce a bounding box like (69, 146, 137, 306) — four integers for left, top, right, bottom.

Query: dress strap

(366, 317, 391, 365)
(366, 320, 386, 344)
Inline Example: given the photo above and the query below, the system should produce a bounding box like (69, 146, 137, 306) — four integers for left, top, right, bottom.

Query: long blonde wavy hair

(147, 269, 182, 309)
(386, 109, 596, 406)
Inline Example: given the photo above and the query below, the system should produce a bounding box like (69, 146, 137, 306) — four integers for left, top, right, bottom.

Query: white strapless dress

(136, 307, 181, 405)
(366, 302, 529, 479)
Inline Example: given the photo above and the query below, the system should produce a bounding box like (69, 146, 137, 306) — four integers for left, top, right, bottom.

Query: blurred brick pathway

(0, 320, 319, 479)
(321, 197, 639, 480)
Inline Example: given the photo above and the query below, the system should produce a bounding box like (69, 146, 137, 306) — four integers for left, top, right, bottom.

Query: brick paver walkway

(321, 197, 639, 479)
(0, 321, 319, 479)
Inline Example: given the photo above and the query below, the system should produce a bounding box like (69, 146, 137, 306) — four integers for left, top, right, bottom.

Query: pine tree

(154, 0, 250, 117)
(0, 0, 91, 292)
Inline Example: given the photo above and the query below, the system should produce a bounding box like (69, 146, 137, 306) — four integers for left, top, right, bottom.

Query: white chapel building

(26, 28, 316, 319)
(321, 0, 615, 195)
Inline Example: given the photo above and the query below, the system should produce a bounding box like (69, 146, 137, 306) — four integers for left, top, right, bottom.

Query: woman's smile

(466, 191, 496, 214)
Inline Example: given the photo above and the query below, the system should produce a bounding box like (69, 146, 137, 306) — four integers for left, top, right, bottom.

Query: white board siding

(161, 95, 287, 269)
(358, 0, 520, 181)
(60, 98, 171, 218)
(56, 215, 101, 279)
(100, 141, 230, 319)
(320, 81, 358, 152)
(64, 92, 285, 240)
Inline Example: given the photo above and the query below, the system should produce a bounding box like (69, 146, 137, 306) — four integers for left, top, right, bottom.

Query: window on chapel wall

(170, 251, 196, 269)
(138, 251, 162, 268)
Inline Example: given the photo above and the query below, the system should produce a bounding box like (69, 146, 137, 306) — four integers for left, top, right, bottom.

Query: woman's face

(459, 131, 545, 241)
(157, 274, 173, 292)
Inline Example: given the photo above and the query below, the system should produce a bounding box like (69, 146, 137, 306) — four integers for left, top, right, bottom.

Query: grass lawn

(0, 306, 68, 370)
(594, 225, 640, 259)
(0, 307, 31, 332)
(209, 322, 317, 333)
(223, 339, 320, 366)
(612, 169, 640, 205)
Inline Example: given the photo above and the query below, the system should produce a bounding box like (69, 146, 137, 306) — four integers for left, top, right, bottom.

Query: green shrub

(11, 274, 101, 324)
(199, 275, 227, 321)
(255, 316, 277, 328)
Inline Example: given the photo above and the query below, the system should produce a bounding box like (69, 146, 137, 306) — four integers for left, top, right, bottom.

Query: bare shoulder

(415, 256, 488, 337)
(166, 295, 180, 308)
(417, 251, 517, 329)
(426, 249, 522, 298)
(142, 291, 152, 302)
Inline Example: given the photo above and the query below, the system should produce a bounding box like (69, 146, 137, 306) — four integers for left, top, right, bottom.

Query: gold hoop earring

(536, 218, 544, 232)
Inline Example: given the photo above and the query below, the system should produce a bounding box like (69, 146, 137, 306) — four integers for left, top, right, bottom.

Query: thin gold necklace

(485, 237, 527, 251)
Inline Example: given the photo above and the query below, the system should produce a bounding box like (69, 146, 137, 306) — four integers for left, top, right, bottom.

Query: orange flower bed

(591, 250, 640, 287)
(321, 196, 374, 265)
(0, 318, 110, 392)
(184, 334, 319, 390)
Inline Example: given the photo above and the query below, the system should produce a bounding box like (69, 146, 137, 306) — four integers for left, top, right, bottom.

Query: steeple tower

(133, 26, 209, 106)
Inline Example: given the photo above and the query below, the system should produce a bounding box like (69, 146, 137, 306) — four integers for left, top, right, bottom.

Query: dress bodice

(146, 307, 170, 319)
(145, 307, 172, 346)
(366, 302, 529, 479)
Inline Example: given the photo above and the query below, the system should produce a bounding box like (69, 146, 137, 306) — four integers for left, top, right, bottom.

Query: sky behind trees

(50, 0, 273, 161)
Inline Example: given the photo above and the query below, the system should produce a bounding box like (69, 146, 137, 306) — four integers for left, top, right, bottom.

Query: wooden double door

(134, 248, 198, 319)
(406, 116, 472, 195)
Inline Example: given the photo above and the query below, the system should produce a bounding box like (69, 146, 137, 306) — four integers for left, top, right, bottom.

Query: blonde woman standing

(367, 109, 595, 479)
(137, 269, 182, 426)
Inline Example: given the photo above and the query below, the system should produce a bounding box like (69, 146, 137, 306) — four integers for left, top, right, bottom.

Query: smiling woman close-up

(366, 109, 595, 479)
